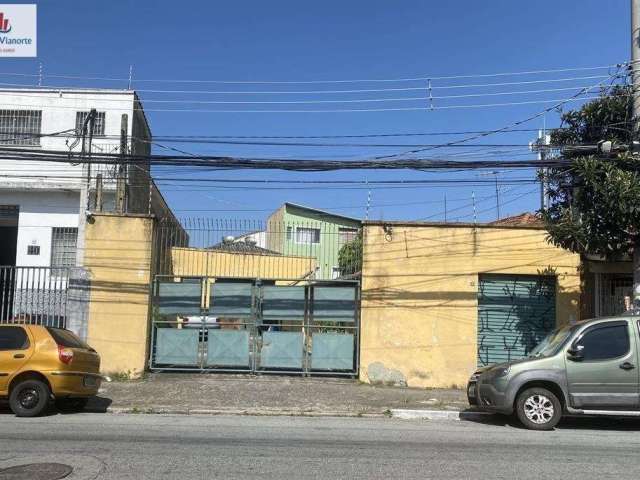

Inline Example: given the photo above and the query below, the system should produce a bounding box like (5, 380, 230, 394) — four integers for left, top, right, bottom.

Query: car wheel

(515, 387, 562, 430)
(56, 397, 89, 413)
(9, 379, 51, 418)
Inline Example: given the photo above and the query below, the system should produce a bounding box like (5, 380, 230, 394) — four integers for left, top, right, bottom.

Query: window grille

(51, 228, 78, 268)
(338, 227, 358, 246)
(75, 111, 106, 137)
(0, 110, 42, 146)
(295, 227, 320, 244)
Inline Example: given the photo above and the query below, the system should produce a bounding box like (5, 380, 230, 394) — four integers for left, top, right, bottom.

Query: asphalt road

(2, 413, 640, 479)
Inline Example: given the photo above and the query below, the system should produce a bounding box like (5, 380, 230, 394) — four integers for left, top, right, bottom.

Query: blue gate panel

(206, 329, 250, 367)
(210, 282, 253, 317)
(155, 328, 200, 365)
(260, 331, 303, 369)
(311, 332, 354, 370)
(313, 287, 356, 322)
(262, 286, 305, 320)
(157, 281, 202, 316)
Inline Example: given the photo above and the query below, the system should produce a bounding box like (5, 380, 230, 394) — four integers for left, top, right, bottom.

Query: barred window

(51, 228, 78, 268)
(75, 111, 106, 137)
(295, 227, 320, 244)
(0, 110, 42, 146)
(338, 227, 358, 246)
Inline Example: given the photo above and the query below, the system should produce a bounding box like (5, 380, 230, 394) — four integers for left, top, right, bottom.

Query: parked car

(0, 324, 102, 417)
(468, 314, 640, 430)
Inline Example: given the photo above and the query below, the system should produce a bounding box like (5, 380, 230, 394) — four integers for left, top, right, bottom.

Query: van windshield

(529, 324, 578, 358)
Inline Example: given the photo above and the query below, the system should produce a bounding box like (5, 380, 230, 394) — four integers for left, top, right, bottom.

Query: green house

(266, 203, 361, 280)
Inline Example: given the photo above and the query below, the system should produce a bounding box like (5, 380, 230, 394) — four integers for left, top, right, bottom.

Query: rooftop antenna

(37, 62, 42, 87)
(365, 178, 371, 220)
(128, 65, 133, 90)
(472, 191, 477, 224)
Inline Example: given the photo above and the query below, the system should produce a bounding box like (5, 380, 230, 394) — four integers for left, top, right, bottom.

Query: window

(295, 227, 320, 244)
(0, 110, 42, 146)
(286, 226, 292, 241)
(27, 245, 40, 255)
(46, 327, 93, 351)
(0, 326, 29, 351)
(51, 227, 78, 268)
(75, 111, 106, 137)
(338, 227, 358, 246)
(575, 323, 629, 361)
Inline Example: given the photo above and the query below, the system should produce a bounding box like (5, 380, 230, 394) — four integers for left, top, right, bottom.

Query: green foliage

(542, 86, 640, 258)
(337, 231, 362, 276)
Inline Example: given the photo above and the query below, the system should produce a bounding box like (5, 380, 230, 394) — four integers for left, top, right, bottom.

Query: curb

(391, 408, 491, 421)
(100, 407, 387, 418)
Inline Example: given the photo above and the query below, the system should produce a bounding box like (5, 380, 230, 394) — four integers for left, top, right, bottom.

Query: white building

(0, 88, 152, 270)
(0, 88, 153, 324)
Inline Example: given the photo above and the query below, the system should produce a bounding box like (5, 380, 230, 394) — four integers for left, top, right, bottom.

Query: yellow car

(0, 324, 102, 417)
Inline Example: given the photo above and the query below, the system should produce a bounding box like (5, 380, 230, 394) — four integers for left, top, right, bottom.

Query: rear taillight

(58, 345, 73, 365)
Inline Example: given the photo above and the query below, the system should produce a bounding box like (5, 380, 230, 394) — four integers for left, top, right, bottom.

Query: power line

(0, 62, 623, 84)
(375, 72, 625, 159)
(0, 94, 623, 113)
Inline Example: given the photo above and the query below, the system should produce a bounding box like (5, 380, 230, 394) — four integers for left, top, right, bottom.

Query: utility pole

(76, 109, 97, 266)
(530, 124, 551, 210)
(632, 0, 640, 304)
(115, 114, 128, 213)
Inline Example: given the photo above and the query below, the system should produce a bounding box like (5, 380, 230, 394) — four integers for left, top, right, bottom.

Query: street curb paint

(391, 409, 491, 421)
(101, 407, 387, 418)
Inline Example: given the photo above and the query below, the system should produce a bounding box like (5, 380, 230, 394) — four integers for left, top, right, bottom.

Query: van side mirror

(567, 344, 584, 360)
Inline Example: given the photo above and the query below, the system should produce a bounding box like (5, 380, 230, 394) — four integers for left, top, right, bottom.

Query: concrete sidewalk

(90, 373, 469, 417)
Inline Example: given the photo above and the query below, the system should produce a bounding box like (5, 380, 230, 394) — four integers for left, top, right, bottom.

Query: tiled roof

(490, 212, 542, 226)
(209, 242, 281, 255)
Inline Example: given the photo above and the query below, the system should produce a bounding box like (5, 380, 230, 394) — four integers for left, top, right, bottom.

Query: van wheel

(56, 397, 89, 413)
(515, 387, 562, 430)
(9, 379, 51, 418)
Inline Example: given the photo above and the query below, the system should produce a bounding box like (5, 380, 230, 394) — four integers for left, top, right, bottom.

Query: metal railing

(0, 266, 69, 328)
(154, 218, 362, 282)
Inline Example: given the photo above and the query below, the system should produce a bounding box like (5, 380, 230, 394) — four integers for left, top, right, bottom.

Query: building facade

(266, 203, 361, 280)
(359, 221, 581, 389)
(0, 88, 152, 276)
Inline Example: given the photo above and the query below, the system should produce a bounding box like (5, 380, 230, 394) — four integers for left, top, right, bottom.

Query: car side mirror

(567, 344, 584, 361)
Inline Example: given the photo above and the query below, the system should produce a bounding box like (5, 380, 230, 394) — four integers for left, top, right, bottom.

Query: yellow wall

(171, 247, 317, 280)
(85, 214, 153, 376)
(359, 223, 581, 389)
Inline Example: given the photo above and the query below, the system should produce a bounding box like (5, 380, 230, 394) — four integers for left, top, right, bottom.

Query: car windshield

(528, 324, 578, 358)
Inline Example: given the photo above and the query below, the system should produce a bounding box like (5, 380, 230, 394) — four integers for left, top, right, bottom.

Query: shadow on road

(461, 411, 640, 431)
(0, 395, 112, 416)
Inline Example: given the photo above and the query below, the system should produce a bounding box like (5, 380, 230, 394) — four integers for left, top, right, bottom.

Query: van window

(576, 324, 629, 361)
(0, 326, 29, 350)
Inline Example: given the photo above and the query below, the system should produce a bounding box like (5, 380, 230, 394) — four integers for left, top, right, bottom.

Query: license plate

(83, 376, 97, 388)
(467, 384, 476, 398)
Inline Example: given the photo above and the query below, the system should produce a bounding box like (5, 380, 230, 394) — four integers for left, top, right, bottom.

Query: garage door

(477, 274, 556, 366)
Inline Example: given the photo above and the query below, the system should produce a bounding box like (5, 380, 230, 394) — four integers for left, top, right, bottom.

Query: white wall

(0, 89, 139, 190)
(0, 190, 80, 267)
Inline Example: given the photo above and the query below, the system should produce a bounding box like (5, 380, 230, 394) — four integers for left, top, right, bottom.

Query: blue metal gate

(149, 276, 360, 376)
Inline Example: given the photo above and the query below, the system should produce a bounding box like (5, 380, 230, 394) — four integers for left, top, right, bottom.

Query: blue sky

(1, 0, 631, 222)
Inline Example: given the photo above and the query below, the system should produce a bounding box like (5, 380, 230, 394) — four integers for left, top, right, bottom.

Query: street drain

(0, 463, 73, 480)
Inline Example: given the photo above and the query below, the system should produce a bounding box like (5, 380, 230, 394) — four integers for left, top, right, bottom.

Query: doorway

(0, 206, 19, 321)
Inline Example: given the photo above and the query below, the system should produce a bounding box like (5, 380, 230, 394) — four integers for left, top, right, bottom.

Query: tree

(337, 231, 362, 276)
(542, 85, 640, 302)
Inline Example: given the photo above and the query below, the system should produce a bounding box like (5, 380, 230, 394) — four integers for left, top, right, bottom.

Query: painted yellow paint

(359, 223, 581, 389)
(171, 247, 317, 280)
(84, 214, 153, 377)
